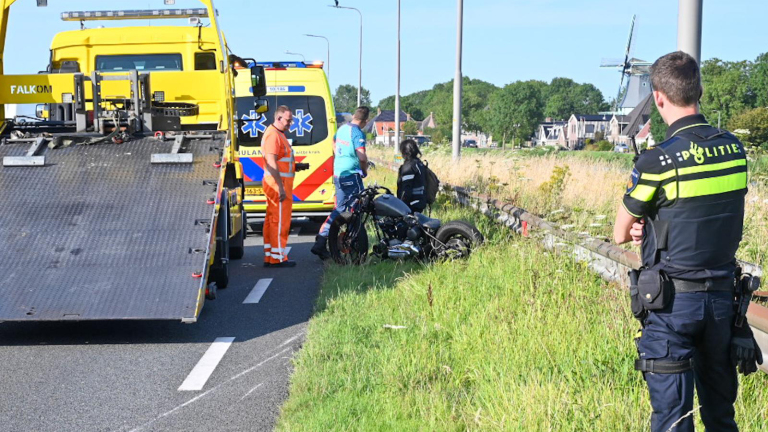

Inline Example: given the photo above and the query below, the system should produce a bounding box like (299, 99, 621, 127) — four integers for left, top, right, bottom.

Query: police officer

(396, 139, 428, 213)
(613, 51, 761, 432)
(311, 106, 370, 260)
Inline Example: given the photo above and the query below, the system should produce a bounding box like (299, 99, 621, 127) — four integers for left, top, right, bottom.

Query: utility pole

(451, 0, 463, 161)
(329, 4, 363, 106)
(395, 0, 401, 155)
(677, 0, 703, 64)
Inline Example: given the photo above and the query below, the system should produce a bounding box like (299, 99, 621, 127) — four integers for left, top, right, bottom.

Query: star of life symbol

(659, 154, 673, 167)
(290, 109, 313, 137)
(241, 110, 267, 137)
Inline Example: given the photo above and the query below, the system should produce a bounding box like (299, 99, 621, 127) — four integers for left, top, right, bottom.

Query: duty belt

(671, 277, 733, 293)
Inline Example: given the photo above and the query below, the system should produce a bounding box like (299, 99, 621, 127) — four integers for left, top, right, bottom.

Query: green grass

(421, 144, 634, 169)
(276, 168, 768, 431)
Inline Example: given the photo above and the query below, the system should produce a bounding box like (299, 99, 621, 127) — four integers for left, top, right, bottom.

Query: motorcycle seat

(415, 212, 441, 230)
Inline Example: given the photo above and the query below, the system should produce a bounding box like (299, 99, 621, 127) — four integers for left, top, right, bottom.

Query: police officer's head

(399, 139, 421, 161)
(352, 106, 370, 128)
(650, 51, 703, 125)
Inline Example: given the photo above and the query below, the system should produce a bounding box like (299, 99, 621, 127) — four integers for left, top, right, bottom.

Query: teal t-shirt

(333, 123, 366, 177)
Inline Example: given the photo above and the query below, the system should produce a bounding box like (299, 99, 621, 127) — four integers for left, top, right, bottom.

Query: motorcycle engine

(379, 217, 408, 239)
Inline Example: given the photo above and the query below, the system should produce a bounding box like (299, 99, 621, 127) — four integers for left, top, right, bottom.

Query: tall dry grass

(370, 146, 768, 266)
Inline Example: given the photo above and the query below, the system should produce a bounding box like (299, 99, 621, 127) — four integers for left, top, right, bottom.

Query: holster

(630, 268, 673, 317)
(734, 267, 760, 328)
(628, 269, 646, 322)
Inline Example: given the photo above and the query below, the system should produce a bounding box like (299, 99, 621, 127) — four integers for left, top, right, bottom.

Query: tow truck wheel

(229, 209, 246, 260)
(205, 282, 217, 300)
(210, 261, 229, 290)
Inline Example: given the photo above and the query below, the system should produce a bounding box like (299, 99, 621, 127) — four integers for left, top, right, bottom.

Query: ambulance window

(236, 95, 329, 146)
(195, 53, 217, 71)
(95, 54, 183, 72)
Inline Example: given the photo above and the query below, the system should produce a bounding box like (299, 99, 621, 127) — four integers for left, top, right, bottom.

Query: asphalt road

(0, 219, 324, 432)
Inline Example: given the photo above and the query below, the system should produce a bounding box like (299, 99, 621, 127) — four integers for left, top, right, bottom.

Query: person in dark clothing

(614, 51, 760, 432)
(396, 139, 427, 213)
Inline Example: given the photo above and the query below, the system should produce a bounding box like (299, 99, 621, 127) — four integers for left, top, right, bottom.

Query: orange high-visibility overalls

(261, 125, 295, 264)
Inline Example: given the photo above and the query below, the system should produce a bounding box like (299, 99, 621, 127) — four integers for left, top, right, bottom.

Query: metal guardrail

(371, 157, 768, 373)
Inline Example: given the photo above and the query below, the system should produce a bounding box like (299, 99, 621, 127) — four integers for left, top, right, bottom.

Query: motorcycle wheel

(328, 212, 369, 265)
(434, 221, 484, 259)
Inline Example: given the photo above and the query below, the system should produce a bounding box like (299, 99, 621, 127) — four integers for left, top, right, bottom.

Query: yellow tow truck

(0, 1, 268, 323)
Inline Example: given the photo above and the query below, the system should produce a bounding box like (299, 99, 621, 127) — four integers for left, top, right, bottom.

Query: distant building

(534, 118, 568, 147)
(616, 93, 653, 145)
(566, 114, 613, 149)
(364, 109, 411, 146)
(419, 112, 437, 133)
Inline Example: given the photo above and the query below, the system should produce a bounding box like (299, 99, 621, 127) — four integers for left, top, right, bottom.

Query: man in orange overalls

(261, 105, 297, 268)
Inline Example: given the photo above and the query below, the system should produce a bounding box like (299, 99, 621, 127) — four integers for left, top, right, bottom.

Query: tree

(729, 107, 768, 147)
(700, 59, 754, 128)
(403, 120, 419, 136)
(543, 78, 608, 119)
(487, 80, 544, 146)
(376, 77, 499, 133)
(333, 84, 372, 113)
(751, 52, 768, 107)
(650, 101, 667, 144)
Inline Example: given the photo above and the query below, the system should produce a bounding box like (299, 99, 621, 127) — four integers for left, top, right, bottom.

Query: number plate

(245, 187, 264, 196)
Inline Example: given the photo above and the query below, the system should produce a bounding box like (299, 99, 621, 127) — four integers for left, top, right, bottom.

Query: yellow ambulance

(234, 61, 336, 220)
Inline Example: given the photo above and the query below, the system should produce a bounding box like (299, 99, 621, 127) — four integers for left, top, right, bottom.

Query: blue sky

(4, 0, 768, 112)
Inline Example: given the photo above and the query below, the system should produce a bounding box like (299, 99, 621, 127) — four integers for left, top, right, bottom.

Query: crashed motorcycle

(328, 185, 483, 265)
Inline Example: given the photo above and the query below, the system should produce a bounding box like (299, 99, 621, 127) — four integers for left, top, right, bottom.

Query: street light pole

(285, 50, 305, 62)
(395, 0, 400, 154)
(451, 0, 464, 161)
(329, 4, 363, 107)
(304, 34, 330, 80)
(677, 0, 703, 64)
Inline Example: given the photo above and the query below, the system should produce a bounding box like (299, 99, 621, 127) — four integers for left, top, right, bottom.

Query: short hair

(353, 106, 370, 122)
(650, 51, 702, 107)
(399, 139, 421, 161)
(274, 105, 291, 119)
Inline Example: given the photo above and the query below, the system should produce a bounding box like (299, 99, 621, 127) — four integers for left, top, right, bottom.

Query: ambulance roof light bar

(61, 9, 208, 21)
(254, 61, 324, 69)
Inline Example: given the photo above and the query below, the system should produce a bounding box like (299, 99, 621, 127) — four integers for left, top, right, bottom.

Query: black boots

(311, 235, 331, 260)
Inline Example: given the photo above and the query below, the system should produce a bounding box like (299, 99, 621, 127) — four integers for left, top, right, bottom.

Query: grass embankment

(277, 168, 768, 431)
(369, 146, 768, 267)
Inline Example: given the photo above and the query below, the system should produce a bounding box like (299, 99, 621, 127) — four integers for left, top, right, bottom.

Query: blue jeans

(319, 173, 364, 237)
(638, 290, 737, 432)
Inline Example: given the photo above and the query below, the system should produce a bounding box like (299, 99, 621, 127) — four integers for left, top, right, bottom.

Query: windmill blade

(621, 15, 636, 75)
(600, 58, 624, 68)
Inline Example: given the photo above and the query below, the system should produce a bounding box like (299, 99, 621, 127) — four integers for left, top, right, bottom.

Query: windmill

(601, 15, 653, 114)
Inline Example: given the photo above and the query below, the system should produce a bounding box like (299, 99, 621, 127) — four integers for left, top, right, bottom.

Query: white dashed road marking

(243, 278, 273, 304)
(178, 337, 235, 391)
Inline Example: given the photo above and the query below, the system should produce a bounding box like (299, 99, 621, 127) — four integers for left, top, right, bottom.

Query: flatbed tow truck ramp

(0, 1, 270, 323)
(0, 136, 222, 321)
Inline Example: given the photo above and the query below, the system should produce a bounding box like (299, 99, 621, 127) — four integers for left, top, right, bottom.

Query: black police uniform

(397, 158, 428, 212)
(623, 114, 747, 432)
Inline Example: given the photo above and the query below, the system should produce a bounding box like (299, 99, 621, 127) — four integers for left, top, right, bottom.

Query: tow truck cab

(43, 25, 231, 130)
(234, 61, 337, 219)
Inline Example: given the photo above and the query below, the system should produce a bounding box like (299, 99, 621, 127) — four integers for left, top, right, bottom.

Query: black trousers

(637, 290, 737, 432)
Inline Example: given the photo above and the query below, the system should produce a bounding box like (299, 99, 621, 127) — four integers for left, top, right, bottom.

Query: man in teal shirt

(311, 106, 370, 260)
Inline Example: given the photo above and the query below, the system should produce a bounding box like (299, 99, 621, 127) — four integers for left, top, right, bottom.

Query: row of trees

(335, 52, 768, 148)
(373, 77, 608, 145)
